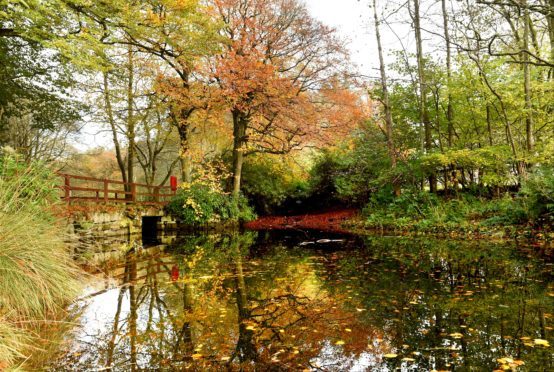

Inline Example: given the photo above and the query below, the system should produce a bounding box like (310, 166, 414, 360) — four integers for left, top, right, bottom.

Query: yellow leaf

(497, 357, 513, 364)
(192, 353, 203, 360)
(384, 353, 398, 358)
(345, 328, 352, 332)
(449, 332, 464, 339)
(335, 340, 345, 345)
(534, 339, 550, 347)
(402, 357, 415, 362)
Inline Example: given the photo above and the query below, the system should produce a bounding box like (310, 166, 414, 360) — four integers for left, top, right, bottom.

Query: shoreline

(244, 209, 554, 245)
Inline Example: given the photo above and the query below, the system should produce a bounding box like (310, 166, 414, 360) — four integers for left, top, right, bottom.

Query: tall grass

(0, 148, 80, 367)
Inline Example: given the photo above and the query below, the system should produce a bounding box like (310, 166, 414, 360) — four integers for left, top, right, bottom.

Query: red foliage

(244, 209, 357, 233)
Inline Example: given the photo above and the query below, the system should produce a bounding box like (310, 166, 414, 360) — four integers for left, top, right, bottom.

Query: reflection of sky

(80, 287, 127, 344)
(312, 340, 381, 371)
(69, 282, 171, 369)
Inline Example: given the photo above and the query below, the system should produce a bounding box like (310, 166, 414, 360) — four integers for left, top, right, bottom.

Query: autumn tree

(213, 0, 360, 198)
(61, 0, 221, 182)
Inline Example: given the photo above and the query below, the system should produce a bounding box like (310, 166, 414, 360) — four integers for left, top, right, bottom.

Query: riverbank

(244, 207, 553, 244)
(244, 209, 357, 233)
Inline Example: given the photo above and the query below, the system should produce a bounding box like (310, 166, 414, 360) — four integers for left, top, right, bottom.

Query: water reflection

(47, 232, 554, 371)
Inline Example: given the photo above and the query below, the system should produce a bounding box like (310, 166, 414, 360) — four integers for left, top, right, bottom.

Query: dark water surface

(44, 231, 554, 371)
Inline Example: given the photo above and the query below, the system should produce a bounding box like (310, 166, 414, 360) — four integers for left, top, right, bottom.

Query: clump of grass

(0, 149, 80, 367)
(0, 211, 80, 318)
(0, 314, 30, 369)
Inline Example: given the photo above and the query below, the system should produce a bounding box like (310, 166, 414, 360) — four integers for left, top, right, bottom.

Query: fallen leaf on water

(402, 357, 415, 362)
(384, 354, 398, 358)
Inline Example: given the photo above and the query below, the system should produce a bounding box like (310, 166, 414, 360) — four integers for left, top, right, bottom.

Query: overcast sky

(305, 0, 374, 76)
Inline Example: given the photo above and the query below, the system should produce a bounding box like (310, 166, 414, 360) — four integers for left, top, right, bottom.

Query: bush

(166, 184, 256, 225)
(520, 166, 554, 223)
(309, 145, 387, 205)
(241, 154, 308, 214)
(0, 148, 80, 367)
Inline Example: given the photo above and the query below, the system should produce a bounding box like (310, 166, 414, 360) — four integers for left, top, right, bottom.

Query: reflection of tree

(229, 238, 258, 363)
(171, 261, 194, 362)
(320, 236, 554, 370)
(48, 234, 554, 371)
(105, 251, 130, 369)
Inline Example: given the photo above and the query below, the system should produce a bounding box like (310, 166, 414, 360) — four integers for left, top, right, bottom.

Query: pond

(41, 231, 554, 371)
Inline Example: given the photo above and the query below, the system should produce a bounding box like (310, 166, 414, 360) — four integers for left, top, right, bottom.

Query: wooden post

(104, 179, 108, 204)
(64, 175, 70, 201)
(154, 186, 160, 203)
(170, 175, 178, 194)
(131, 183, 136, 203)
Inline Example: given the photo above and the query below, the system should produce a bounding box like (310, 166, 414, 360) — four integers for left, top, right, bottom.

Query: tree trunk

(102, 71, 127, 185)
(373, 0, 400, 196)
(546, 0, 554, 80)
(180, 155, 193, 184)
(176, 116, 193, 184)
(412, 0, 436, 192)
(126, 46, 135, 198)
(486, 104, 493, 146)
(231, 108, 248, 199)
(442, 0, 454, 148)
(523, 3, 534, 153)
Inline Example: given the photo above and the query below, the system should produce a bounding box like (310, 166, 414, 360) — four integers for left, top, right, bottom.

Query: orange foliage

(213, 0, 366, 155)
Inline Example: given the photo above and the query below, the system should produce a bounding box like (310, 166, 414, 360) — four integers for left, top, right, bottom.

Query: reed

(0, 149, 80, 367)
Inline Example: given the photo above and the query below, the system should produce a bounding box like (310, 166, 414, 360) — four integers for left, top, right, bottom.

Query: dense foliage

(241, 154, 309, 214)
(166, 184, 256, 225)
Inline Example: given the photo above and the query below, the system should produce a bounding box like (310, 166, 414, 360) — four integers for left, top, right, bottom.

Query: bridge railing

(59, 173, 178, 206)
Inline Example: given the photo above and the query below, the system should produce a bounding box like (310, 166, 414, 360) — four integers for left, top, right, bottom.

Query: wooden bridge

(59, 173, 178, 206)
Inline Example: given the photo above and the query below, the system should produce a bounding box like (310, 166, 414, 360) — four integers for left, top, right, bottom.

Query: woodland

(1, 0, 554, 369)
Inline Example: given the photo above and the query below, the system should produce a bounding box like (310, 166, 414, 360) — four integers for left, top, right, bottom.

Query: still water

(44, 231, 553, 371)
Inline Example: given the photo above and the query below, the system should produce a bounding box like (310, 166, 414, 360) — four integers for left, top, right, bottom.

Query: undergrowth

(362, 189, 532, 236)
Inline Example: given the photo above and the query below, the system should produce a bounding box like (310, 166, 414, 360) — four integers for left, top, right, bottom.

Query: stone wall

(67, 206, 177, 238)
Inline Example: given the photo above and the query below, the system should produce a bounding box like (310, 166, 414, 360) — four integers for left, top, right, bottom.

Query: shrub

(241, 154, 309, 214)
(0, 149, 80, 367)
(520, 166, 554, 223)
(309, 145, 386, 205)
(166, 184, 256, 225)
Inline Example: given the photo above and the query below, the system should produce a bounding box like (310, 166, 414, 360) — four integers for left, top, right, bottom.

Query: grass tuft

(0, 150, 80, 368)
